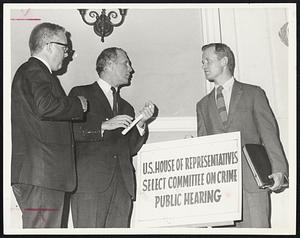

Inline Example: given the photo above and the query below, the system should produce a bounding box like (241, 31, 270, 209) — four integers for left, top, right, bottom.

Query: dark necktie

(111, 87, 119, 116)
(216, 86, 228, 126)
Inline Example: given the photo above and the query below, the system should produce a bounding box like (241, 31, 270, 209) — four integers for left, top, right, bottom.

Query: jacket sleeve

(120, 103, 147, 156)
(72, 118, 103, 142)
(127, 124, 147, 156)
(28, 69, 84, 121)
(69, 87, 103, 142)
(253, 87, 288, 176)
(196, 101, 208, 137)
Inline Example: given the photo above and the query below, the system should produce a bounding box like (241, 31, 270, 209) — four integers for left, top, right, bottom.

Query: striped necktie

(111, 87, 119, 116)
(216, 86, 228, 126)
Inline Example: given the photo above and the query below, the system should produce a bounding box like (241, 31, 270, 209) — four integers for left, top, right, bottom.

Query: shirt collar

(215, 76, 234, 90)
(32, 56, 52, 73)
(97, 78, 117, 93)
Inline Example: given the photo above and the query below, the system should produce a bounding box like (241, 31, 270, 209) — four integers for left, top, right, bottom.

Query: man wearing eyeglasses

(11, 22, 87, 228)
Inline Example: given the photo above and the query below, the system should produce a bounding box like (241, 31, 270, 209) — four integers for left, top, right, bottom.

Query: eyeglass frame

(48, 41, 69, 53)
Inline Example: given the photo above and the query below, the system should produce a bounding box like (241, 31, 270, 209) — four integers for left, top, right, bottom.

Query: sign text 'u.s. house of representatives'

(133, 132, 242, 228)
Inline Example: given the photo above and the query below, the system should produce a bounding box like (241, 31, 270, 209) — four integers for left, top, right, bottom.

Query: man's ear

(43, 43, 52, 56)
(105, 60, 114, 72)
(221, 56, 228, 67)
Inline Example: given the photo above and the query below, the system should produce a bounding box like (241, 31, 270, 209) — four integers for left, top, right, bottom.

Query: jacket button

(113, 155, 118, 159)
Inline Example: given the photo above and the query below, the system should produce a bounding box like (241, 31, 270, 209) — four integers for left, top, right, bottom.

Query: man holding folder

(196, 43, 288, 228)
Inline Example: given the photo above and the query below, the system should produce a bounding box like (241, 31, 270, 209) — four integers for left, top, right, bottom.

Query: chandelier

(78, 9, 128, 42)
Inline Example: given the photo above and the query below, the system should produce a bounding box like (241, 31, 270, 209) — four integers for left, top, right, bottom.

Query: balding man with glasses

(11, 22, 87, 228)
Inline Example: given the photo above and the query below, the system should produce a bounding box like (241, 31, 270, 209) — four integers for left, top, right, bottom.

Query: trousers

(71, 164, 132, 228)
(235, 189, 270, 228)
(12, 183, 70, 228)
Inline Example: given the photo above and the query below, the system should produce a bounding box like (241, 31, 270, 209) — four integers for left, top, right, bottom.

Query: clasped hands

(102, 101, 155, 131)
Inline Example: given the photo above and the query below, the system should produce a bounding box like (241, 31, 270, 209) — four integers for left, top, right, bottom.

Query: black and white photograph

(3, 3, 296, 235)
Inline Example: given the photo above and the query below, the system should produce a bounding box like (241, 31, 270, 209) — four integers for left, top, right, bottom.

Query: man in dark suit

(196, 43, 288, 227)
(11, 22, 87, 228)
(69, 47, 155, 228)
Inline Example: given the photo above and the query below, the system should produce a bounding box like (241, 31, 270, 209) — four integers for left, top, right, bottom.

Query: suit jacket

(69, 82, 147, 197)
(196, 80, 288, 192)
(11, 57, 84, 192)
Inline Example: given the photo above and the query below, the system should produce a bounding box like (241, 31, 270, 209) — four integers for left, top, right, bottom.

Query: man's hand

(268, 172, 286, 191)
(78, 96, 88, 112)
(102, 115, 133, 131)
(137, 101, 155, 128)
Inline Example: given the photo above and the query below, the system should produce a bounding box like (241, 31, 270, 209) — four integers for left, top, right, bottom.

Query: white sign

(133, 132, 242, 228)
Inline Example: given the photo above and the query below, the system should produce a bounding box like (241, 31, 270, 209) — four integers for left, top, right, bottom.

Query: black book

(242, 144, 288, 189)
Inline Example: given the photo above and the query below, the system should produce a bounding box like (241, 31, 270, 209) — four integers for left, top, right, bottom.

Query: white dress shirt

(97, 78, 115, 110)
(214, 77, 234, 113)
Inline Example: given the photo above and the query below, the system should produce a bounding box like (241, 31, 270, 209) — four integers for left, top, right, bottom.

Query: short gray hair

(96, 47, 125, 76)
(29, 22, 65, 55)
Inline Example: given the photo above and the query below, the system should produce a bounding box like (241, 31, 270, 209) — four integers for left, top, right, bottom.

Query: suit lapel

(227, 80, 243, 126)
(92, 82, 114, 118)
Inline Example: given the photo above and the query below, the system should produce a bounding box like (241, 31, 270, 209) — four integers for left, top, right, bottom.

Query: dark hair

(29, 22, 65, 55)
(96, 47, 124, 76)
(202, 43, 235, 75)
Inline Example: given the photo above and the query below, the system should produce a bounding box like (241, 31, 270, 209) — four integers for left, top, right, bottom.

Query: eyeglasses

(48, 41, 69, 53)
